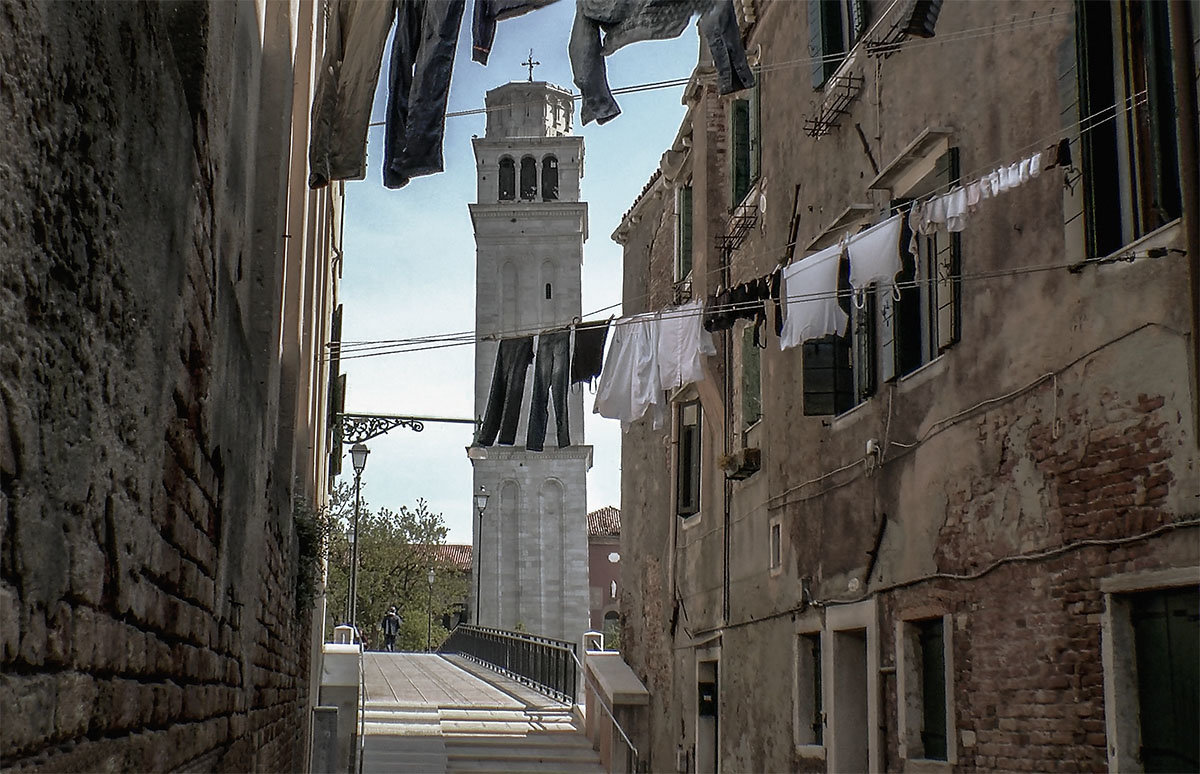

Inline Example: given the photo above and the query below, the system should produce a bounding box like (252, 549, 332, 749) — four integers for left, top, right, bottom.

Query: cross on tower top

(523, 49, 540, 81)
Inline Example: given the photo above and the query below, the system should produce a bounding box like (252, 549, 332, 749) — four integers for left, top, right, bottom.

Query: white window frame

(768, 517, 783, 576)
(1100, 566, 1200, 773)
(896, 611, 957, 769)
(825, 598, 880, 774)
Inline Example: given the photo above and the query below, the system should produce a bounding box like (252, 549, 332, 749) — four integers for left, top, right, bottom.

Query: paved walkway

(363, 652, 561, 709)
(360, 653, 597, 774)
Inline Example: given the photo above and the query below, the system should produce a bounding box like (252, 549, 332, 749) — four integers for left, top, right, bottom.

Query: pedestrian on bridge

(381, 606, 402, 652)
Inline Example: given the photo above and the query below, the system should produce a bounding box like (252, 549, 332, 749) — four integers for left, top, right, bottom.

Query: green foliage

(323, 484, 469, 652)
(293, 494, 335, 617)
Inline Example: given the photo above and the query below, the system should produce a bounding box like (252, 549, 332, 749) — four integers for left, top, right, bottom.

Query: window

(802, 248, 856, 415)
(676, 184, 694, 280)
(809, 0, 869, 89)
(1104, 586, 1200, 772)
(741, 327, 762, 428)
(795, 631, 823, 747)
(545, 283, 552, 300)
(676, 401, 701, 517)
(519, 156, 537, 199)
(729, 83, 760, 205)
(541, 155, 559, 200)
(889, 150, 961, 379)
(768, 520, 782, 571)
(498, 157, 515, 200)
(1071, 0, 1182, 259)
(898, 615, 955, 763)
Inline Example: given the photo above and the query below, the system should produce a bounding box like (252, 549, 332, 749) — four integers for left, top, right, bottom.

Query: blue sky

(337, 2, 699, 543)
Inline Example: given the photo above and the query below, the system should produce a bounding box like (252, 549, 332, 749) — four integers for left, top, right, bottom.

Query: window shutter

(1056, 34, 1085, 264)
(731, 99, 751, 204)
(741, 326, 762, 427)
(877, 283, 896, 384)
(327, 304, 343, 427)
(678, 185, 694, 278)
(853, 290, 876, 401)
(935, 232, 961, 352)
(749, 81, 762, 183)
(850, 0, 870, 43)
(1141, 1, 1181, 225)
(809, 0, 827, 89)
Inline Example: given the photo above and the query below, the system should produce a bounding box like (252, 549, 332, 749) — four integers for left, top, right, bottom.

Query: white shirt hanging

(593, 313, 664, 430)
(945, 187, 969, 233)
(847, 214, 903, 292)
(779, 244, 848, 350)
(656, 299, 716, 391)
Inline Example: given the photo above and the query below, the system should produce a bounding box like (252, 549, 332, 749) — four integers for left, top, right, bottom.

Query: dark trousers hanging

(526, 331, 571, 451)
(477, 337, 534, 446)
(384, 0, 465, 189)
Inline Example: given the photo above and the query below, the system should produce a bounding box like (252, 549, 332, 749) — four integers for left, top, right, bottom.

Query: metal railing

(439, 624, 578, 704)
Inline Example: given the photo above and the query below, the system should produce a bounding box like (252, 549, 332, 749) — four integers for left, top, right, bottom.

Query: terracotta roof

(435, 544, 472, 571)
(587, 506, 620, 536)
(618, 169, 662, 228)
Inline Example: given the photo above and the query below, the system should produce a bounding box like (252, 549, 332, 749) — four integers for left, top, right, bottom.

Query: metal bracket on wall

(803, 73, 865, 138)
(335, 412, 477, 444)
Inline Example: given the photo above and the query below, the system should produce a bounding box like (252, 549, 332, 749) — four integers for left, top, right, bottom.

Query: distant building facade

(611, 1, 1199, 772)
(467, 81, 592, 643)
(587, 506, 622, 643)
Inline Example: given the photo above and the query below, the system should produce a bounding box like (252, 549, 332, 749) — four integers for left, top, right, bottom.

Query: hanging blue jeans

(570, 0, 754, 125)
(384, 0, 465, 189)
(526, 331, 571, 451)
(477, 337, 534, 446)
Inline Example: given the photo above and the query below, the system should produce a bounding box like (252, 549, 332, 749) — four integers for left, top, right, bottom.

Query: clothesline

(362, 9, 1071, 127)
(331, 250, 1176, 361)
(335, 83, 1155, 360)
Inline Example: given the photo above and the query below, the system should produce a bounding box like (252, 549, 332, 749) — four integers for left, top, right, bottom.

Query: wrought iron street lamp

(348, 443, 369, 640)
(473, 486, 489, 625)
(426, 567, 435, 651)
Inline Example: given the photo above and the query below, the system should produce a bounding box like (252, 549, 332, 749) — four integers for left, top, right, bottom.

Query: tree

(324, 484, 468, 651)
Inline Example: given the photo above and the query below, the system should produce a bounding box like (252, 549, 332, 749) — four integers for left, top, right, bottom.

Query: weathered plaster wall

(614, 0, 1199, 771)
(0, 1, 334, 770)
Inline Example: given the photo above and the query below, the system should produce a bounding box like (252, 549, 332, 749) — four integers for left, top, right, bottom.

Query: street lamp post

(473, 486, 490, 625)
(426, 567, 435, 651)
(349, 443, 369, 640)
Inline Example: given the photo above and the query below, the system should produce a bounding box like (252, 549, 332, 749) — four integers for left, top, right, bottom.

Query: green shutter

(809, 0, 827, 89)
(919, 619, 948, 760)
(731, 99, 751, 204)
(678, 186, 694, 278)
(1132, 588, 1200, 772)
(741, 327, 762, 428)
(749, 81, 761, 183)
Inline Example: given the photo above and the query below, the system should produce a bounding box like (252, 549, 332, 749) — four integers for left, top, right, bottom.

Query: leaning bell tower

(466, 81, 591, 643)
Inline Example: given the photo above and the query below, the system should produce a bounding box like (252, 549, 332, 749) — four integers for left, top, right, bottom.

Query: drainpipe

(1169, 0, 1200, 438)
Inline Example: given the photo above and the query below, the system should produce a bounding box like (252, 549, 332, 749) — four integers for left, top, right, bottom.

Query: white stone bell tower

(467, 81, 591, 643)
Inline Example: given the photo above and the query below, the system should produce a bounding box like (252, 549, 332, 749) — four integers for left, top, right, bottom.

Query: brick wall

(1, 1, 326, 770)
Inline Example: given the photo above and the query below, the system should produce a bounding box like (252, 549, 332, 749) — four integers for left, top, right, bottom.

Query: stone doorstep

(444, 745, 600, 762)
(361, 723, 444, 737)
(447, 734, 594, 749)
(445, 764, 604, 774)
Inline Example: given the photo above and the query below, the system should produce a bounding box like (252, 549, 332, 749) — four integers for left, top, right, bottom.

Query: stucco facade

(1, 1, 342, 770)
(612, 1, 1199, 772)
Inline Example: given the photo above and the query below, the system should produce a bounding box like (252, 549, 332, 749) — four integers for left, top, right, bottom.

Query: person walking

(381, 606, 402, 652)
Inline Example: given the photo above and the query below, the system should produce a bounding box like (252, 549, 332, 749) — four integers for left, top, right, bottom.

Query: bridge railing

(439, 624, 578, 704)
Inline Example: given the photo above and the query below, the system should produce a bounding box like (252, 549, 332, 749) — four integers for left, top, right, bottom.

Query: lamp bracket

(336, 413, 476, 444)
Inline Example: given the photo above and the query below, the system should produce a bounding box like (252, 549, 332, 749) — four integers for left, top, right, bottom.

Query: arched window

(498, 157, 515, 200)
(520, 156, 537, 199)
(542, 156, 559, 200)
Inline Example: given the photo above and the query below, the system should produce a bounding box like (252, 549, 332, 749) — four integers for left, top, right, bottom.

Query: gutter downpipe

(1169, 0, 1200, 436)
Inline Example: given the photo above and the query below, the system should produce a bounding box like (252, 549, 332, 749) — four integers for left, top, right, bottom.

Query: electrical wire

(331, 246, 1179, 361)
(361, 8, 1072, 127)
(335, 80, 1157, 361)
